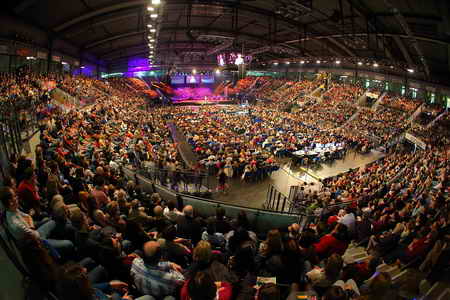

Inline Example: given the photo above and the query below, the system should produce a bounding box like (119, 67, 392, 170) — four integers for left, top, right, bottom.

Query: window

(410, 87, 418, 99)
(401, 85, 406, 96)
(385, 82, 389, 91)
(430, 93, 435, 103)
(365, 80, 370, 88)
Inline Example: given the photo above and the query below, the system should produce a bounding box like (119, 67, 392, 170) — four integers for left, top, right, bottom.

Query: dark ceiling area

(4, 0, 450, 81)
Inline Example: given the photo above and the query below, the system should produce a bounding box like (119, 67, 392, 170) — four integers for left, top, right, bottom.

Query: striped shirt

(131, 258, 185, 298)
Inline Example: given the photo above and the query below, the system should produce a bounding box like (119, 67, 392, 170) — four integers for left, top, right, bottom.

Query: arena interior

(1, 1, 450, 299)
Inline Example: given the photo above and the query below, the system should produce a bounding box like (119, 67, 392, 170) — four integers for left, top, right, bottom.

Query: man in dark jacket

(176, 205, 202, 245)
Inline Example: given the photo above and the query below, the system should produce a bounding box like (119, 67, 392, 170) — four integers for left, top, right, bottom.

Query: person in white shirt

(1, 187, 74, 254)
(163, 200, 183, 223)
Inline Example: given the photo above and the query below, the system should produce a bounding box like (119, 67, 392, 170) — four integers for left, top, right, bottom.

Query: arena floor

(214, 149, 384, 209)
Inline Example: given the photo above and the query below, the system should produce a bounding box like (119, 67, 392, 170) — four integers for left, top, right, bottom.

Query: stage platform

(171, 98, 236, 105)
(281, 149, 385, 181)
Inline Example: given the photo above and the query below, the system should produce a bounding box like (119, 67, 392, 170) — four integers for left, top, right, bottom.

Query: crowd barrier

(123, 167, 306, 235)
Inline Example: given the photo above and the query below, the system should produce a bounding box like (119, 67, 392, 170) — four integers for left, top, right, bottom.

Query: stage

(171, 98, 236, 105)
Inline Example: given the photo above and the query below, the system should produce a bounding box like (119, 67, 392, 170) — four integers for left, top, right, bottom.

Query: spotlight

(150, 14, 158, 18)
(147, 6, 155, 11)
(335, 60, 341, 64)
(273, 62, 278, 65)
(192, 69, 197, 74)
(316, 60, 321, 64)
(150, 29, 156, 33)
(285, 61, 290, 65)
(215, 69, 220, 74)
(390, 65, 394, 69)
(149, 39, 155, 42)
(373, 63, 379, 67)
(147, 24, 153, 28)
(152, 0, 161, 5)
(300, 60, 305, 64)
(407, 68, 414, 73)
(357, 62, 362, 66)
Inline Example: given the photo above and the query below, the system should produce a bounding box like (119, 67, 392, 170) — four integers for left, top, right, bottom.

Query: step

(422, 282, 448, 300)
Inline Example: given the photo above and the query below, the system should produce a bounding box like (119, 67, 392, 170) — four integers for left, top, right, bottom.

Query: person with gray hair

(130, 240, 184, 299)
(176, 205, 202, 245)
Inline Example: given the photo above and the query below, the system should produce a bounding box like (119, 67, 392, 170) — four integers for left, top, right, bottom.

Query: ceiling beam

(84, 30, 145, 49)
(84, 26, 268, 49)
(65, 11, 138, 38)
(311, 39, 342, 56)
(384, 0, 430, 77)
(99, 41, 212, 58)
(393, 35, 413, 66)
(284, 32, 450, 46)
(53, 0, 309, 34)
(14, 0, 39, 14)
(326, 37, 356, 56)
(54, 0, 145, 32)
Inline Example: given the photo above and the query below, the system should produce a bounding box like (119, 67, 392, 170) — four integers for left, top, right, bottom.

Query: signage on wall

(16, 48, 33, 57)
(0, 45, 8, 54)
(37, 51, 47, 59)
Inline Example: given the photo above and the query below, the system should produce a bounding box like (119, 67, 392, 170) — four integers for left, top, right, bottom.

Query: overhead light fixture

(373, 63, 379, 67)
(147, 6, 154, 11)
(390, 65, 394, 69)
(150, 14, 158, 18)
(335, 60, 341, 64)
(147, 24, 153, 28)
(150, 29, 156, 32)
(192, 69, 197, 74)
(149, 39, 155, 42)
(273, 62, 278, 65)
(316, 60, 321, 64)
(357, 62, 363, 66)
(81, 66, 85, 69)
(300, 60, 305, 64)
(285, 61, 290, 65)
(215, 69, 220, 74)
(152, 0, 161, 5)
(407, 68, 414, 73)
(61, 61, 68, 65)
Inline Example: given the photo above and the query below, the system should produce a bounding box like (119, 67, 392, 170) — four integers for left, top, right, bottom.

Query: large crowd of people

(0, 72, 449, 300)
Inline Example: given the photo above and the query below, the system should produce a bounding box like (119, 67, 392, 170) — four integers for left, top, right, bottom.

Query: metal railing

(123, 166, 307, 235)
(135, 165, 213, 195)
(0, 94, 46, 181)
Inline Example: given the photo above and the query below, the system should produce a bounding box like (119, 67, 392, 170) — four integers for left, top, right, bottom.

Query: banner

(16, 48, 33, 57)
(42, 80, 57, 91)
(0, 45, 8, 54)
(405, 133, 426, 150)
(366, 92, 379, 99)
(37, 51, 47, 59)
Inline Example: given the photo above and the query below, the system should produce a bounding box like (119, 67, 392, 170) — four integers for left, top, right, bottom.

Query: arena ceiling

(5, 0, 450, 81)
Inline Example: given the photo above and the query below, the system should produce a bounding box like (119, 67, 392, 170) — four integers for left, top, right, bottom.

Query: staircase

(342, 243, 450, 299)
(340, 107, 362, 128)
(408, 103, 425, 123)
(357, 92, 368, 107)
(426, 111, 448, 129)
(372, 91, 387, 110)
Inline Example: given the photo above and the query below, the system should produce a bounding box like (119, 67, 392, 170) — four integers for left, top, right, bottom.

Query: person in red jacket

(17, 167, 41, 214)
(180, 271, 232, 300)
(314, 223, 350, 259)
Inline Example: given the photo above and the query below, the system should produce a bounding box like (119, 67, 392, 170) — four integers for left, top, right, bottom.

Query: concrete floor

(212, 150, 385, 210)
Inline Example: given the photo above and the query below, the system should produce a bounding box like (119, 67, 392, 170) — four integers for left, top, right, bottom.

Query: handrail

(125, 166, 304, 216)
